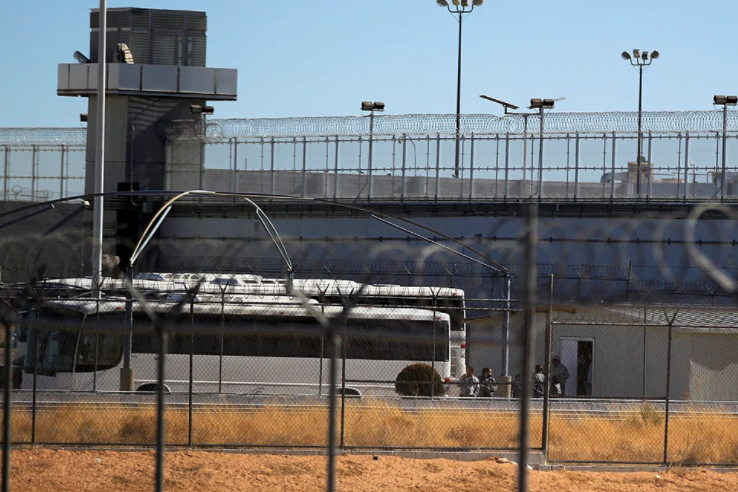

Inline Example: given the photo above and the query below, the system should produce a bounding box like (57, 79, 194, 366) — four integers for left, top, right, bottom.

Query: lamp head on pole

(632, 49, 641, 59)
(714, 95, 738, 107)
(436, 0, 449, 6)
(361, 101, 385, 112)
(621, 51, 632, 60)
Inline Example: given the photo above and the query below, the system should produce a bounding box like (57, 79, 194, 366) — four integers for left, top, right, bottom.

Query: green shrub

(395, 363, 445, 397)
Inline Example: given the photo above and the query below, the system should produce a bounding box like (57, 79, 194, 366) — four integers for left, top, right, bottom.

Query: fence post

(340, 325, 347, 450)
(647, 132, 653, 200)
(2, 145, 8, 201)
(517, 202, 538, 492)
(188, 299, 194, 447)
(31, 145, 37, 202)
(504, 133, 510, 202)
(683, 132, 690, 201)
(31, 325, 38, 444)
(2, 320, 11, 492)
(663, 314, 675, 466)
(469, 133, 475, 200)
(301, 136, 307, 198)
(676, 133, 683, 200)
(401, 134, 407, 200)
(60, 145, 66, 200)
(434, 135, 441, 201)
(642, 301, 647, 399)
(501, 273, 511, 379)
(269, 137, 276, 195)
(333, 136, 340, 199)
(155, 324, 169, 492)
(610, 132, 616, 200)
(326, 322, 341, 492)
(574, 134, 580, 202)
(233, 138, 238, 194)
(541, 274, 554, 463)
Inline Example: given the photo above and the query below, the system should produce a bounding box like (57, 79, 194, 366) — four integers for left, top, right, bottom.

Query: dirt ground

(9, 449, 738, 491)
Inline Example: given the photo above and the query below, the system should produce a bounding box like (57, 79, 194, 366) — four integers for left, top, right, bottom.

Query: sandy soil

(9, 449, 737, 491)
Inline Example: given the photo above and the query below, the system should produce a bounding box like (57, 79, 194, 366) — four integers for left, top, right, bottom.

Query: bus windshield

(24, 309, 124, 375)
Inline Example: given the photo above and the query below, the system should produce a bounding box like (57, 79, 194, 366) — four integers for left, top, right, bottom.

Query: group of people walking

(458, 357, 570, 398)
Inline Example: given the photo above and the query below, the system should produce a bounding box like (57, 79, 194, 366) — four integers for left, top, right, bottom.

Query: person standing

(533, 365, 546, 398)
(459, 366, 479, 397)
(478, 367, 497, 397)
(551, 356, 570, 396)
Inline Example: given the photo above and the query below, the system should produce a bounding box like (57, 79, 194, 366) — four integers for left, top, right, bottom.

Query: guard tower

(56, 7, 237, 267)
(58, 7, 237, 195)
(57, 7, 237, 274)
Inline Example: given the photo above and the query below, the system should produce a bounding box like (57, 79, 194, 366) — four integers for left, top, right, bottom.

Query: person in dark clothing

(533, 364, 546, 398)
(478, 367, 498, 397)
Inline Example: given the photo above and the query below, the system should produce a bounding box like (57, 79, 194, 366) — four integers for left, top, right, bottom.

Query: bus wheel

(136, 383, 171, 394)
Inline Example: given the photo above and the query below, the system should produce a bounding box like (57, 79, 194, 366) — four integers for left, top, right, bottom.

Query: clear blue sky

(1, 0, 737, 127)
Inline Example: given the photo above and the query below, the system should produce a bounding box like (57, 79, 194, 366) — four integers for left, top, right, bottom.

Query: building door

(559, 338, 594, 397)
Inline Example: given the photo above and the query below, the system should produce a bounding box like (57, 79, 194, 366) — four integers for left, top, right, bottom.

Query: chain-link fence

(4, 188, 738, 490)
(5, 268, 738, 467)
(0, 144, 85, 202)
(167, 132, 738, 202)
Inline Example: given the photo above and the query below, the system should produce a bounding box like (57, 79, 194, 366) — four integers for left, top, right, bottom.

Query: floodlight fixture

(621, 51, 631, 60)
(460, 0, 470, 6)
(190, 105, 214, 115)
(73, 51, 90, 64)
(529, 98, 561, 109)
(452, 0, 461, 5)
(651, 50, 660, 60)
(633, 49, 641, 59)
(642, 51, 649, 61)
(80, 113, 88, 123)
(436, 0, 449, 6)
(714, 95, 738, 106)
(361, 101, 385, 112)
(472, 0, 484, 5)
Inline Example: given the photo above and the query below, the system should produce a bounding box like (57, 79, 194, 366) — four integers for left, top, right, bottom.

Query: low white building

(468, 305, 738, 402)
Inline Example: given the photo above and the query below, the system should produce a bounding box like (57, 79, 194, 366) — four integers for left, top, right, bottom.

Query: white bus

(22, 296, 457, 397)
(28, 275, 468, 378)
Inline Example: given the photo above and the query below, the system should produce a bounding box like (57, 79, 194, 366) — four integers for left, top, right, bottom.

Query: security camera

(73, 51, 90, 64)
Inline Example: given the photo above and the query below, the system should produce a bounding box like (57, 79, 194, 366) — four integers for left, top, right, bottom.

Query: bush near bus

(395, 363, 445, 397)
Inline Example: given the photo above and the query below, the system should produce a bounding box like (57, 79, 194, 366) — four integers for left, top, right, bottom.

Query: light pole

(480, 95, 564, 199)
(91, 0, 107, 298)
(713, 95, 737, 200)
(361, 101, 385, 200)
(622, 49, 659, 196)
(436, 0, 484, 179)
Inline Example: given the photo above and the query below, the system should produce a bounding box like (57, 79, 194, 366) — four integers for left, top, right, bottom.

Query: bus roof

(39, 298, 452, 323)
(37, 276, 465, 300)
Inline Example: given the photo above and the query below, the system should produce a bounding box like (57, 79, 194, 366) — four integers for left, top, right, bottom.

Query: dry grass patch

(4, 401, 738, 464)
